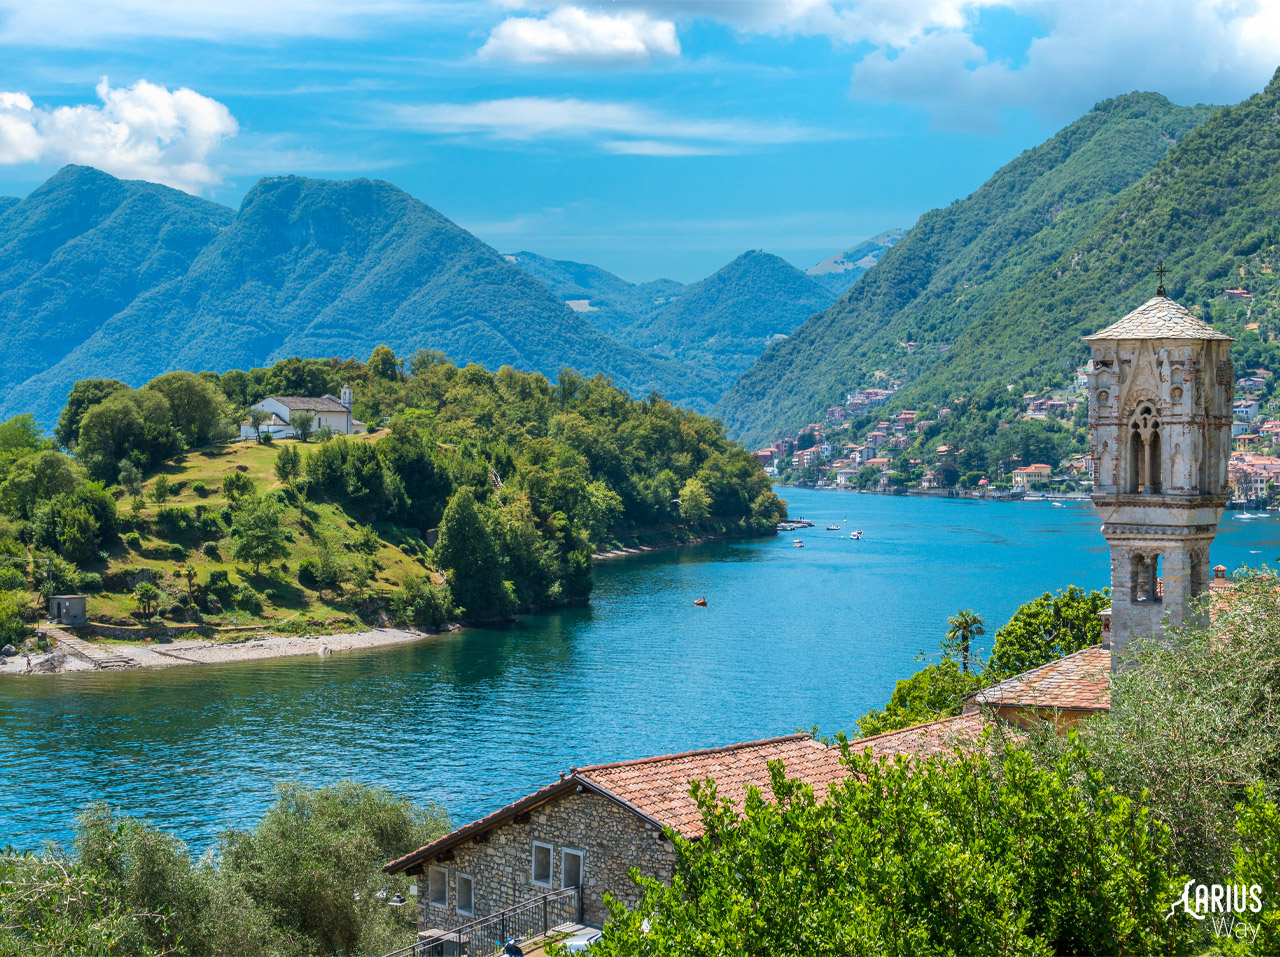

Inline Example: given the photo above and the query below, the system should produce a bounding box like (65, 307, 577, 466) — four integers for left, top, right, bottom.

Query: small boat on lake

(693, 597, 707, 607)
(827, 524, 841, 531)
(850, 530, 862, 539)
(792, 539, 804, 547)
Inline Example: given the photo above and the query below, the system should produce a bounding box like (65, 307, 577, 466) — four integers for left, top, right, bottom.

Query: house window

(561, 849, 584, 889)
(428, 866, 448, 908)
(456, 873, 474, 916)
(531, 841, 553, 887)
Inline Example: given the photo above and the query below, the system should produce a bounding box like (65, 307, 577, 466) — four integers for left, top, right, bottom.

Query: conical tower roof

(1084, 296, 1234, 342)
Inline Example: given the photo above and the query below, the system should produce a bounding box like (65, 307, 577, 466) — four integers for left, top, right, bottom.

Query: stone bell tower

(1085, 291, 1234, 667)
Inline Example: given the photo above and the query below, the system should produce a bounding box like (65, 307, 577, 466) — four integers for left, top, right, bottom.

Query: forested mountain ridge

(904, 67, 1280, 408)
(503, 250, 684, 336)
(511, 248, 835, 396)
(806, 229, 906, 295)
(0, 166, 234, 422)
(0, 170, 716, 427)
(624, 250, 835, 390)
(718, 91, 1217, 443)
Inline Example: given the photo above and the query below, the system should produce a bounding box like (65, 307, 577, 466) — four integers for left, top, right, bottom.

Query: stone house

(239, 384, 365, 440)
(384, 736, 849, 938)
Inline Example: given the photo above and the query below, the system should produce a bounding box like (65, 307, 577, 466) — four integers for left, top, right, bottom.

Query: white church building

(239, 383, 365, 440)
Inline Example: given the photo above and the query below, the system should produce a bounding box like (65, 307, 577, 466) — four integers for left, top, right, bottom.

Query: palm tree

(133, 581, 160, 619)
(947, 609, 985, 674)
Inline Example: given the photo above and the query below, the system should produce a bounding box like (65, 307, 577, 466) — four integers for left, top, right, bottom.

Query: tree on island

(232, 497, 288, 574)
(678, 477, 711, 525)
(290, 410, 315, 442)
(247, 408, 270, 443)
(273, 445, 302, 486)
(150, 474, 172, 506)
(133, 580, 159, 618)
(117, 459, 143, 497)
(434, 488, 512, 620)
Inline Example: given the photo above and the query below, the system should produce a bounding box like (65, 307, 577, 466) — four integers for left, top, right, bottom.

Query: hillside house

(1237, 376, 1266, 393)
(1234, 397, 1261, 421)
(240, 384, 365, 440)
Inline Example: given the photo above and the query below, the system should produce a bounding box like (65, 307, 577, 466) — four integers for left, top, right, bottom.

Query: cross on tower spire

(1156, 260, 1167, 297)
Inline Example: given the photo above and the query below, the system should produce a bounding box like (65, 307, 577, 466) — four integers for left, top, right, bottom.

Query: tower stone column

(1085, 295, 1234, 668)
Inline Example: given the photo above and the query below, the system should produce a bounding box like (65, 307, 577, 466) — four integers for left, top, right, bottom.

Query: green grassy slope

(806, 229, 906, 295)
(717, 91, 1217, 444)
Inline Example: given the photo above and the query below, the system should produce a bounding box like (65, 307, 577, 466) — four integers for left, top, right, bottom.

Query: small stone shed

(49, 594, 87, 626)
(383, 734, 850, 931)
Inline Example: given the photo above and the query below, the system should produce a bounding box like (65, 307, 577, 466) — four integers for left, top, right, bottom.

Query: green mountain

(718, 91, 1218, 443)
(0, 170, 715, 427)
(0, 166, 234, 421)
(806, 229, 906, 295)
(502, 250, 684, 336)
(510, 248, 835, 396)
(623, 250, 835, 391)
(907, 69, 1280, 408)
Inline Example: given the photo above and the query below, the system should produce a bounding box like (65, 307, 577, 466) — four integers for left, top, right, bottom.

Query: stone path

(45, 628, 136, 670)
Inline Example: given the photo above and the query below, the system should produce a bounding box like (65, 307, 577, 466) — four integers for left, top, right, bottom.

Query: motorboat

(827, 524, 841, 531)
(792, 539, 804, 547)
(694, 597, 708, 607)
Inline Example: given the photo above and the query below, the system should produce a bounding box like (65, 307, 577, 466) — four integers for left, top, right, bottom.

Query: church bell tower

(1085, 291, 1234, 667)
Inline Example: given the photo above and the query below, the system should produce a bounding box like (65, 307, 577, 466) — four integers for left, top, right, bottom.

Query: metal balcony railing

(383, 885, 582, 957)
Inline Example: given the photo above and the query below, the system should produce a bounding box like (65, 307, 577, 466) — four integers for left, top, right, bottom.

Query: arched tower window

(1127, 403, 1162, 493)
(1130, 553, 1161, 603)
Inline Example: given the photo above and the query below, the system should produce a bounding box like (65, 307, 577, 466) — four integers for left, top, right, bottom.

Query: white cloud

(494, 1, 988, 47)
(392, 95, 841, 153)
(851, 0, 1280, 127)
(479, 6, 680, 65)
(0, 78, 238, 193)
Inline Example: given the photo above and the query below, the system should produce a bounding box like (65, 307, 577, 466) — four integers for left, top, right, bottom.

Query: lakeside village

(757, 351, 1280, 508)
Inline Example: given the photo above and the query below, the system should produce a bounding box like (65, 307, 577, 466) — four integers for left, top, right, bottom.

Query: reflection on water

(2, 489, 1276, 851)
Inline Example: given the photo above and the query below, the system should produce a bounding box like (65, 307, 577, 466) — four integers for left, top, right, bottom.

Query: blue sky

(0, 1, 1277, 282)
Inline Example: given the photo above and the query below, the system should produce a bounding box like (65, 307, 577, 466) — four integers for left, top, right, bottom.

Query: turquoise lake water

(3, 488, 1278, 851)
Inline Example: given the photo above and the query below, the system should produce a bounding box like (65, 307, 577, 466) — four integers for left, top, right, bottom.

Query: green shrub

(124, 531, 142, 549)
(76, 572, 103, 593)
(191, 481, 208, 497)
(391, 575, 454, 630)
(262, 589, 277, 605)
(168, 544, 186, 561)
(297, 558, 319, 588)
(201, 541, 219, 558)
(0, 566, 27, 591)
(233, 585, 263, 614)
(589, 746, 1186, 957)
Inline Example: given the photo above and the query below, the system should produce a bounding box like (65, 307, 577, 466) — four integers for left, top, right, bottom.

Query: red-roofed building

(383, 735, 852, 934)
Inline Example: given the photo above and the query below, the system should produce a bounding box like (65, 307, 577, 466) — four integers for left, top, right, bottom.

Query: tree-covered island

(0, 348, 783, 653)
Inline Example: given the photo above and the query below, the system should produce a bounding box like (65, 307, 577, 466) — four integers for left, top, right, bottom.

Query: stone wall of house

(414, 788, 676, 931)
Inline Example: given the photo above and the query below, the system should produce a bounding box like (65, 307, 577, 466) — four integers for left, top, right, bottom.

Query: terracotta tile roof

(1084, 296, 1234, 342)
(576, 734, 848, 840)
(973, 646, 1111, 712)
(849, 713, 996, 761)
(384, 735, 850, 873)
(383, 777, 578, 875)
